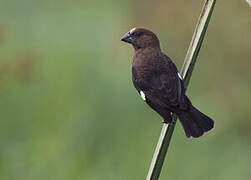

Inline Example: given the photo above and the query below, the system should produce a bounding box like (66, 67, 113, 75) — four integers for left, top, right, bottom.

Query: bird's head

(121, 27, 160, 50)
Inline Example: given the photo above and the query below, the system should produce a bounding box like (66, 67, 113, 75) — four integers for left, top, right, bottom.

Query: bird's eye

(133, 31, 143, 37)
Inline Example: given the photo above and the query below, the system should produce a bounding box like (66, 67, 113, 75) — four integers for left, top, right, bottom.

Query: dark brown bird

(121, 27, 214, 138)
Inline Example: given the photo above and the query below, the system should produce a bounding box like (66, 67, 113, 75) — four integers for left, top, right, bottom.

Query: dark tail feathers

(178, 105, 214, 138)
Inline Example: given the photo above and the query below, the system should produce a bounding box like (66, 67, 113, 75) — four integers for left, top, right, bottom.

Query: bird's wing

(145, 59, 186, 110)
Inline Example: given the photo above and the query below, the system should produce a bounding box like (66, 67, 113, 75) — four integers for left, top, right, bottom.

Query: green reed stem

(146, 0, 216, 179)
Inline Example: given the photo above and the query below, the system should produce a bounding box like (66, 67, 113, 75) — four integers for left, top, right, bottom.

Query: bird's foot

(170, 120, 176, 125)
(162, 119, 169, 124)
(162, 117, 176, 125)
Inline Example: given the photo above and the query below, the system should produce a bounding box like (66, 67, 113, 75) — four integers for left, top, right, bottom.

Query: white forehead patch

(129, 27, 136, 34)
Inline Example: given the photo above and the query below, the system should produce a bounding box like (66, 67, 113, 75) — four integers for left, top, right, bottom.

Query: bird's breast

(132, 62, 153, 81)
(132, 61, 159, 91)
(132, 49, 164, 90)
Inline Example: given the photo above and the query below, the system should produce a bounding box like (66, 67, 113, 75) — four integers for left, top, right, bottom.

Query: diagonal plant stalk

(146, 0, 216, 179)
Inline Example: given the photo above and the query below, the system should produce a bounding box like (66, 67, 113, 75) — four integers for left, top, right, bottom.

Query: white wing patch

(140, 91, 146, 101)
(129, 27, 136, 34)
(178, 72, 183, 80)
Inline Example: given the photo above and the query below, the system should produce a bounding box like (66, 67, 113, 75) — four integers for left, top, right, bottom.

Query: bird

(121, 27, 214, 138)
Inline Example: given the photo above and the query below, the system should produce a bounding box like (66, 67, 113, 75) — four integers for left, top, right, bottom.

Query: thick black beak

(121, 32, 134, 44)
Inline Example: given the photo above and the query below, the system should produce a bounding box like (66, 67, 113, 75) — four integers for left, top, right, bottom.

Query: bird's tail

(177, 105, 214, 138)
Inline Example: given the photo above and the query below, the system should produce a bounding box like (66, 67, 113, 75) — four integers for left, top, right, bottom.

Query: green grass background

(0, 0, 251, 179)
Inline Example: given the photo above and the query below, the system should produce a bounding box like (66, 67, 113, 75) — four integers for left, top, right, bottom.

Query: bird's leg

(170, 118, 176, 125)
(162, 112, 172, 124)
(162, 119, 169, 124)
(169, 112, 176, 125)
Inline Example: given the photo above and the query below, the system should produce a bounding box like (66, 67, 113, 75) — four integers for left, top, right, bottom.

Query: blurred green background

(0, 0, 251, 179)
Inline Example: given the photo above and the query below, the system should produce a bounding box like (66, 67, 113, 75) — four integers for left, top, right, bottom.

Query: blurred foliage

(0, 0, 250, 179)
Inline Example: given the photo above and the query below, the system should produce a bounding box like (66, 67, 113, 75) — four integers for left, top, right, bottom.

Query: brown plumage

(121, 27, 214, 138)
